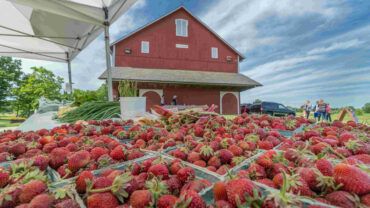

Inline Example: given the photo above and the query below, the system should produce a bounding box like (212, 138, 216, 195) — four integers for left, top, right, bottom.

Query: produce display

(0, 106, 368, 208)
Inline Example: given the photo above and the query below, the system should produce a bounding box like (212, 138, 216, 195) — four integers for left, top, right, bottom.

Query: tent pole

(104, 24, 113, 101)
(66, 52, 73, 94)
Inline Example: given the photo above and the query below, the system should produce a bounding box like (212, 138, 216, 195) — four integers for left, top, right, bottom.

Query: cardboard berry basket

(156, 146, 265, 180)
(199, 179, 338, 208)
(52, 153, 152, 187)
(132, 151, 222, 183)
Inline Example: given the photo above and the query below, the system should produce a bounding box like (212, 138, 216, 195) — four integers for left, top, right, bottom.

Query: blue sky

(20, 0, 370, 108)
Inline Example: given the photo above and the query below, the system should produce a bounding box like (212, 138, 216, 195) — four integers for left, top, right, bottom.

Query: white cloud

(307, 39, 364, 55)
(200, 0, 336, 52)
(243, 55, 322, 79)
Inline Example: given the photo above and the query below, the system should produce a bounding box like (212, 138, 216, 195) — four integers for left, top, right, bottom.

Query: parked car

(240, 103, 252, 114)
(250, 102, 296, 116)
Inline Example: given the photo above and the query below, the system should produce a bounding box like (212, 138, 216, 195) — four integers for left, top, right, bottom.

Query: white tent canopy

(0, 0, 138, 101)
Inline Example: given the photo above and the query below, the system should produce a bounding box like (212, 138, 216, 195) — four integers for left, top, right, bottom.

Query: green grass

(0, 115, 22, 128)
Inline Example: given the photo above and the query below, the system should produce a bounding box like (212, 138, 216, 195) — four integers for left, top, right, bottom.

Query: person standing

(326, 103, 332, 122)
(171, 95, 177, 105)
(318, 100, 327, 122)
(303, 100, 312, 119)
(314, 101, 319, 121)
(161, 95, 165, 106)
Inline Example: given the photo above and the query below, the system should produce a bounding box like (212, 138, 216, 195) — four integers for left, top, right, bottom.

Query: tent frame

(0, 0, 135, 100)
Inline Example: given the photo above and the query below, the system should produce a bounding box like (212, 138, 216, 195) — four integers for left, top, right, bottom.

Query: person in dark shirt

(317, 100, 327, 122)
(171, 95, 177, 105)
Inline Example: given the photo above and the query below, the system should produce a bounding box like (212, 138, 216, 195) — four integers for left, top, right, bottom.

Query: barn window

(141, 41, 149, 53)
(211, 47, 218, 59)
(175, 19, 188, 37)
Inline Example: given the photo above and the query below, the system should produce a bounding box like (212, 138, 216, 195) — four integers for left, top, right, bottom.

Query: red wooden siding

(142, 91, 161, 112)
(114, 8, 239, 73)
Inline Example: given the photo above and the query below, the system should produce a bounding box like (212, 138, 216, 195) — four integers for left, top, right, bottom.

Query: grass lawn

(0, 115, 22, 128)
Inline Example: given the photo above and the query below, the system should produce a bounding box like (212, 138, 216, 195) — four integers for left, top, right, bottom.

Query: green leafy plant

(118, 80, 137, 97)
(58, 101, 120, 122)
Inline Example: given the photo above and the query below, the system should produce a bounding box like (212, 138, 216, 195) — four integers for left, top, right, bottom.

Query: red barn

(99, 6, 261, 114)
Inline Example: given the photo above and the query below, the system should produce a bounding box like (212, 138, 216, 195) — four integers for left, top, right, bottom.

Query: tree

(0, 57, 23, 111)
(363, 103, 370, 113)
(12, 67, 64, 117)
(253, 99, 262, 103)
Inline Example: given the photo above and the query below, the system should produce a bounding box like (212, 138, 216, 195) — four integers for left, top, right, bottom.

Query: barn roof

(99, 67, 262, 90)
(111, 6, 246, 60)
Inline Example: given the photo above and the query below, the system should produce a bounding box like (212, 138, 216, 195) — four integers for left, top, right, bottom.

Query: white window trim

(175, 19, 188, 37)
(211, 47, 218, 59)
(220, 91, 240, 115)
(141, 41, 149, 53)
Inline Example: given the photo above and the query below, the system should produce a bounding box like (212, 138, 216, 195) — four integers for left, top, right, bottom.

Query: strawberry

(228, 145, 242, 156)
(325, 191, 358, 208)
(172, 147, 188, 161)
(0, 168, 10, 188)
(256, 178, 278, 189)
(315, 158, 333, 176)
(130, 190, 152, 208)
(10, 142, 26, 156)
(217, 149, 233, 164)
(0, 184, 24, 207)
(110, 146, 127, 160)
(257, 141, 273, 150)
(29, 193, 51, 208)
(361, 194, 370, 206)
(49, 147, 70, 169)
(126, 150, 144, 161)
(76, 171, 95, 193)
(87, 192, 119, 208)
(157, 195, 178, 208)
(31, 155, 49, 171)
(55, 199, 79, 208)
(207, 156, 221, 169)
(166, 176, 182, 194)
(213, 181, 227, 201)
(19, 179, 47, 203)
(148, 164, 169, 180)
(90, 147, 109, 160)
(209, 200, 233, 208)
(177, 167, 195, 184)
(180, 180, 206, 193)
(334, 163, 370, 195)
(246, 163, 266, 180)
(226, 178, 260, 207)
(42, 142, 58, 153)
(68, 150, 90, 172)
(193, 160, 206, 167)
(257, 155, 273, 168)
(169, 162, 182, 175)
(187, 152, 201, 163)
(175, 190, 206, 208)
(200, 145, 214, 161)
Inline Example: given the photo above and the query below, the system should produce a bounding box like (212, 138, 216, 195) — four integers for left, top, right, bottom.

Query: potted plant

(118, 80, 146, 118)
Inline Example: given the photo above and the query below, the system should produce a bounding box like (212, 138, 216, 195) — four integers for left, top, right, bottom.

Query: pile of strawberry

(281, 121, 370, 164)
(75, 156, 211, 208)
(233, 113, 314, 131)
(0, 160, 82, 208)
(0, 127, 145, 178)
(230, 150, 370, 207)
